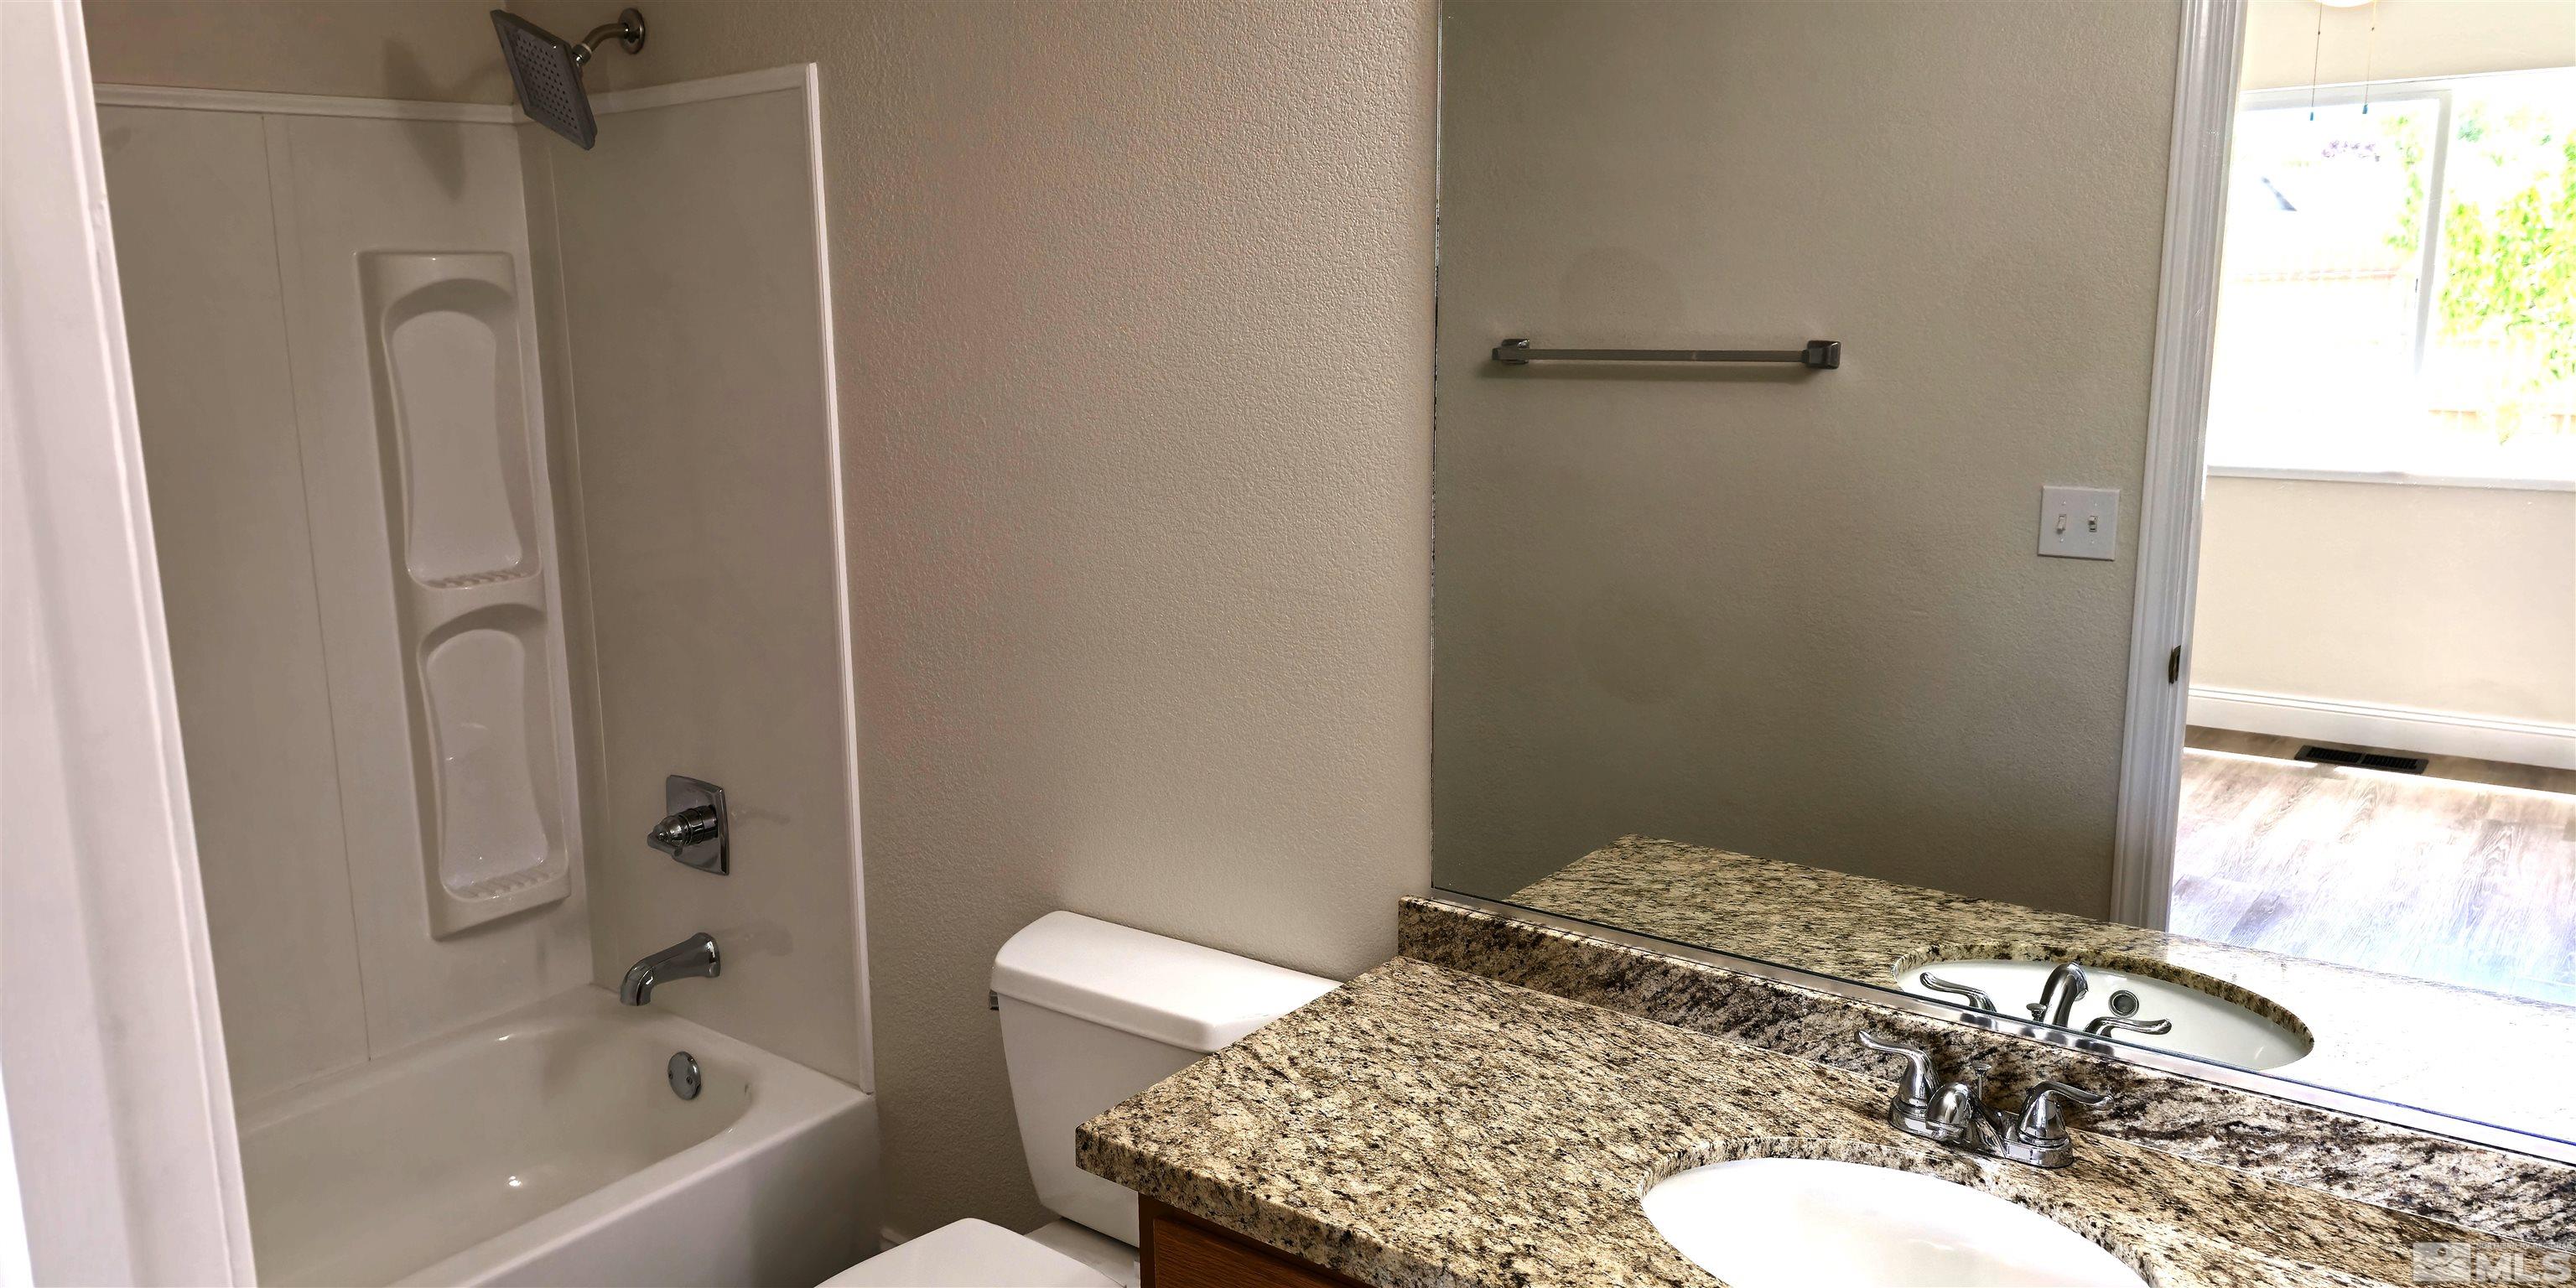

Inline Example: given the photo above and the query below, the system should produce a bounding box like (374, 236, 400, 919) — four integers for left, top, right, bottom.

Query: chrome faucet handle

(1916, 972, 1998, 1014)
(645, 776, 728, 875)
(2084, 1014, 2173, 1038)
(1858, 1031, 1938, 1116)
(646, 806, 719, 856)
(2012, 1081, 2107, 1150)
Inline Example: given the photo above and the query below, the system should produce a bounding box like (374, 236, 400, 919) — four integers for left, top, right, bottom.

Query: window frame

(2210, 72, 2574, 491)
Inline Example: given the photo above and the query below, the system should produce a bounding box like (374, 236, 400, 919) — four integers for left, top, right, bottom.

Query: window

(2206, 68, 2574, 486)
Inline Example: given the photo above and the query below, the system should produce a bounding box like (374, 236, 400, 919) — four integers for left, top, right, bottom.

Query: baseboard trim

(2187, 686, 2576, 771)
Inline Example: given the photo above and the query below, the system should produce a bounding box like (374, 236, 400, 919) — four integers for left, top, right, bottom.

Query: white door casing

(2111, 0, 2250, 931)
(0, 0, 252, 1281)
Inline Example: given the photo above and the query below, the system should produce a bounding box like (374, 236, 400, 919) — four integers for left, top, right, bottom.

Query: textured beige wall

(2242, 0, 2576, 91)
(82, 0, 510, 101)
(516, 0, 1437, 1239)
(2194, 478, 2576, 724)
(1431, 0, 2180, 916)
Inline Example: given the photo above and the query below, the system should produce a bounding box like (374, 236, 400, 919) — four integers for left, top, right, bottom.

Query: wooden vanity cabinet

(1138, 1197, 1371, 1288)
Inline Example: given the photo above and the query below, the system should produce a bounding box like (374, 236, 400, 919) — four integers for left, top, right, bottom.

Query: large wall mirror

(1430, 0, 2576, 1158)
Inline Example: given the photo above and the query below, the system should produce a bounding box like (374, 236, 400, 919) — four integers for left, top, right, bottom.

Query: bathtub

(234, 987, 878, 1287)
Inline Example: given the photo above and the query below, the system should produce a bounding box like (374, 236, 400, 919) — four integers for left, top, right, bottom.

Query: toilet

(823, 911, 1338, 1286)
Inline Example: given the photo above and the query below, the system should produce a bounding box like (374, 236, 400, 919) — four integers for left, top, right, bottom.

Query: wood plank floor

(2170, 743, 2576, 1007)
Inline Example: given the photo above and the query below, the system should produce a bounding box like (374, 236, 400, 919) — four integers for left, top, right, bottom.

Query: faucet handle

(1858, 1031, 1938, 1114)
(2083, 1014, 2174, 1038)
(2013, 1080, 2108, 1149)
(1916, 972, 1999, 1015)
(646, 776, 728, 875)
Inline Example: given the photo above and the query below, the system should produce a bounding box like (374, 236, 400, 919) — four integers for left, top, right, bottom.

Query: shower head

(490, 8, 645, 149)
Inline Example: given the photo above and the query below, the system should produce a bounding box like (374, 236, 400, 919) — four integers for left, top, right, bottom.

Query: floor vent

(2295, 745, 2431, 774)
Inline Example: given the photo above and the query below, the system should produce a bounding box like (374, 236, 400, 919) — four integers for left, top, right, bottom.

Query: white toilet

(823, 911, 1338, 1287)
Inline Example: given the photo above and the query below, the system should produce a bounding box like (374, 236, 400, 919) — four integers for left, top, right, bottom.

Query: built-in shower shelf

(456, 868, 555, 897)
(361, 249, 579, 939)
(440, 860, 566, 922)
(418, 568, 541, 591)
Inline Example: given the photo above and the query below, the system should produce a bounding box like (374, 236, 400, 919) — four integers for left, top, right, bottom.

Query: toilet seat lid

(822, 1218, 1119, 1287)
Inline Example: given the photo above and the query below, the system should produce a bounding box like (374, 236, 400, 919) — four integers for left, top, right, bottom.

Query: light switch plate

(2038, 486, 2118, 560)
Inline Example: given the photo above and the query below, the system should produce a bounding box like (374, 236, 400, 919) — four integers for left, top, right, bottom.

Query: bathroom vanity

(1081, 955, 2558, 1287)
(1135, 1200, 1367, 1288)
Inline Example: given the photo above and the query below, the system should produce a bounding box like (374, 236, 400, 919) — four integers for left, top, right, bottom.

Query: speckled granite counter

(1078, 957, 2543, 1288)
(1508, 837, 2576, 1145)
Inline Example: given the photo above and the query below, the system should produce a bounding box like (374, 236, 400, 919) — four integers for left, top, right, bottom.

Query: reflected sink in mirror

(1897, 951, 2314, 1072)
(1643, 1156, 2147, 1288)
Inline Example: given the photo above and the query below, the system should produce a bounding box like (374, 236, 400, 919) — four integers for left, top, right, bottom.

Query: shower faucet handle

(647, 775, 728, 874)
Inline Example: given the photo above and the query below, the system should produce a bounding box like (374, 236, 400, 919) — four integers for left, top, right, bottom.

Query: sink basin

(1643, 1156, 2146, 1287)
(1896, 957, 2312, 1072)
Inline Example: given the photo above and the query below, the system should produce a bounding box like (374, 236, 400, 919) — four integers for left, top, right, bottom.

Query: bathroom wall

(99, 100, 592, 1104)
(1432, 0, 2180, 912)
(514, 0, 1438, 1238)
(82, 0, 509, 102)
(2194, 478, 2576, 729)
(96, 103, 366, 1103)
(524, 72, 873, 1090)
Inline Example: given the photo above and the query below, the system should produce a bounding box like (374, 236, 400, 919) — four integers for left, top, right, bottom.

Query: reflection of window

(2207, 69, 2574, 485)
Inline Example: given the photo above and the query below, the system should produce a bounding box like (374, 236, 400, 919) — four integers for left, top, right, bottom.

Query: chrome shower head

(490, 8, 644, 149)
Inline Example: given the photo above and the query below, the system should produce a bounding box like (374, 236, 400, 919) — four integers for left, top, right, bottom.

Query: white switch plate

(2038, 486, 2118, 560)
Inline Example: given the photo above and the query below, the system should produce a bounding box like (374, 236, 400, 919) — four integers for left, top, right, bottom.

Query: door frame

(0, 0, 252, 1280)
(2109, 0, 2250, 930)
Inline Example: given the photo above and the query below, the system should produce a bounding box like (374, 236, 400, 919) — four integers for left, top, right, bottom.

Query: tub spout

(621, 932, 719, 1005)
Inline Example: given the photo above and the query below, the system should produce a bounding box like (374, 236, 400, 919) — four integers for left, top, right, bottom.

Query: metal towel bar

(1492, 337, 1841, 369)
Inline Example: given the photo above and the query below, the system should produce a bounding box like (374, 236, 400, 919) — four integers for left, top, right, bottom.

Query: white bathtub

(235, 987, 878, 1287)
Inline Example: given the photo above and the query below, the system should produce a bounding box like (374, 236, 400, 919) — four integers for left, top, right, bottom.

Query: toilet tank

(990, 911, 1337, 1245)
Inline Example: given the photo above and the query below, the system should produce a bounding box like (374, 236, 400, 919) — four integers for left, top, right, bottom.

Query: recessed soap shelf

(418, 568, 543, 591)
(361, 251, 580, 938)
(448, 867, 560, 901)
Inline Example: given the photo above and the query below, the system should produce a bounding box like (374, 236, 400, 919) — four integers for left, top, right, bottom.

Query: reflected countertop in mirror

(1429, 0, 2576, 1170)
(1502, 836, 2576, 1145)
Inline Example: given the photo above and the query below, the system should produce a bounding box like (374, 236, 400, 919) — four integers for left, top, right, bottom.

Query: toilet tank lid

(991, 911, 1338, 1053)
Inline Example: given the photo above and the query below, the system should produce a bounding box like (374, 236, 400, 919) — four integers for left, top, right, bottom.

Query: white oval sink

(1644, 1157, 2146, 1287)
(1897, 958, 2312, 1072)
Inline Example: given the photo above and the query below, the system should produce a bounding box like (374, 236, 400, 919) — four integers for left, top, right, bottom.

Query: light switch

(2038, 486, 2118, 560)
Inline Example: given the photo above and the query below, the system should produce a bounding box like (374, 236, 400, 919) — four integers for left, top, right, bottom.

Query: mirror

(1431, 0, 2576, 1156)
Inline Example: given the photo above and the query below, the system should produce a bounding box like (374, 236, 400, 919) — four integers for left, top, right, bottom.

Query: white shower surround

(96, 62, 876, 1285)
(96, 84, 595, 1097)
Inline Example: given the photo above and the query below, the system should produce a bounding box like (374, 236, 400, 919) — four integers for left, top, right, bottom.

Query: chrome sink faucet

(621, 932, 719, 1005)
(1858, 1031, 2106, 1169)
(2025, 962, 2090, 1027)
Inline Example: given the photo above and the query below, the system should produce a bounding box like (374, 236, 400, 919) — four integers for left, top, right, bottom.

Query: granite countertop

(1079, 956, 2537, 1288)
(1507, 836, 2576, 1145)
